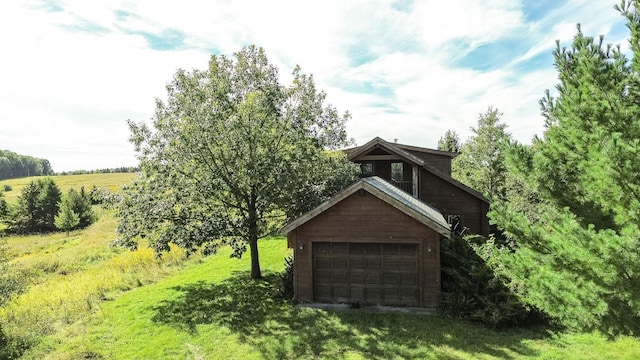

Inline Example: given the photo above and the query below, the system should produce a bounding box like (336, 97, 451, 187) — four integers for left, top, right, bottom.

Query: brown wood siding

(404, 150, 452, 175)
(418, 169, 488, 237)
(292, 191, 441, 307)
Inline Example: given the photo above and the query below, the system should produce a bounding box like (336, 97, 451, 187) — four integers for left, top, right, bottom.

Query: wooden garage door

(313, 242, 419, 306)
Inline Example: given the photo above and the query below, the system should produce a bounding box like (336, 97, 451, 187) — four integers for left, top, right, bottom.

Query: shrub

(439, 234, 545, 328)
(89, 186, 114, 206)
(279, 255, 294, 300)
(2, 184, 11, 192)
(0, 192, 8, 219)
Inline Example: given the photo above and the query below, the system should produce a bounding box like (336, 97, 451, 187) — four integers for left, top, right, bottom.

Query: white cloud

(0, 0, 631, 170)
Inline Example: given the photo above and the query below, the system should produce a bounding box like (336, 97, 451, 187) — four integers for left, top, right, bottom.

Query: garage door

(313, 242, 419, 306)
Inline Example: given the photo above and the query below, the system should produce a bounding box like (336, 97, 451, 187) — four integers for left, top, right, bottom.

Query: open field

(1, 172, 137, 204)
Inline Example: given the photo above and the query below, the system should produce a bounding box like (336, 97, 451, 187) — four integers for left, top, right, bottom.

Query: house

(282, 137, 490, 308)
(343, 137, 490, 237)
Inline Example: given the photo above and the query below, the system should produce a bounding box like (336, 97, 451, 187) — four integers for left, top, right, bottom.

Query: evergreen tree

(437, 130, 461, 153)
(38, 178, 62, 231)
(8, 178, 61, 233)
(55, 195, 80, 237)
(452, 107, 510, 201)
(67, 187, 96, 228)
(488, 2, 640, 334)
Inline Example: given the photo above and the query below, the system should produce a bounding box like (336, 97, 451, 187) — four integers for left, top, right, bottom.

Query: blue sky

(0, 0, 629, 171)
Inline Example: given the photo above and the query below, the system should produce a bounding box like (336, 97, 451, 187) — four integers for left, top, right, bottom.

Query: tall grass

(0, 173, 198, 357)
(1, 244, 191, 346)
(1, 173, 136, 204)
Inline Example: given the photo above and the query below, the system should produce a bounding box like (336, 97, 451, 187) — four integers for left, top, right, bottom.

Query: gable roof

(281, 176, 451, 237)
(345, 137, 489, 204)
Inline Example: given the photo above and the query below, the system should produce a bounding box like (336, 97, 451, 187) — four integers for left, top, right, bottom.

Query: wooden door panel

(313, 242, 420, 306)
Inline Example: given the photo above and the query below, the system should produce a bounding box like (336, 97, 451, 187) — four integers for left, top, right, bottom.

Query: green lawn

(17, 238, 640, 360)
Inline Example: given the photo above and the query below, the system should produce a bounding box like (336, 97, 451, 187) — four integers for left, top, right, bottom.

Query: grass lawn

(19, 238, 640, 360)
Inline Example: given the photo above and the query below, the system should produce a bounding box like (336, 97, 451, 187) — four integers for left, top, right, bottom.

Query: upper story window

(360, 162, 374, 177)
(391, 162, 404, 182)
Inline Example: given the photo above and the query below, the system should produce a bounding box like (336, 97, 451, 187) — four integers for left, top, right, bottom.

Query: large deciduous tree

(116, 46, 358, 279)
(488, 1, 640, 334)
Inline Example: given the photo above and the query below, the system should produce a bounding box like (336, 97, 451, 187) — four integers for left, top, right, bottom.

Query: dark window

(391, 162, 403, 181)
(360, 162, 374, 177)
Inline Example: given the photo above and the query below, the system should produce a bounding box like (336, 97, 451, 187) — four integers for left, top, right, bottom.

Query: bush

(89, 186, 114, 206)
(439, 234, 544, 328)
(0, 192, 7, 220)
(279, 255, 294, 300)
(2, 184, 11, 192)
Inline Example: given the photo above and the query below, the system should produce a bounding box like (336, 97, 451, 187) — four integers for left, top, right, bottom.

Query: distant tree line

(57, 167, 139, 176)
(0, 150, 54, 180)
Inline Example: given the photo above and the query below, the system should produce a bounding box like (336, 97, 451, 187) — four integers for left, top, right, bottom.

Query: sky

(0, 0, 630, 172)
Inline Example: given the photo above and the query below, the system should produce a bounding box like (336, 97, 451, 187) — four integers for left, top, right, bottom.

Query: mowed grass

(19, 238, 640, 360)
(1, 172, 137, 204)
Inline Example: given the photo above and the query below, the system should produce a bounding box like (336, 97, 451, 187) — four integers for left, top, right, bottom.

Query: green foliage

(440, 234, 542, 327)
(89, 185, 113, 205)
(67, 187, 97, 228)
(0, 238, 25, 306)
(278, 255, 294, 300)
(54, 195, 80, 237)
(2, 184, 11, 192)
(0, 150, 53, 180)
(116, 45, 358, 279)
(0, 237, 27, 358)
(8, 178, 61, 234)
(452, 107, 510, 201)
(488, 2, 640, 334)
(0, 191, 8, 220)
(437, 130, 461, 153)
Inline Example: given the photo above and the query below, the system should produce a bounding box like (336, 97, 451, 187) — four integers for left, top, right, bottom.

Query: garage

(283, 177, 451, 308)
(314, 242, 419, 306)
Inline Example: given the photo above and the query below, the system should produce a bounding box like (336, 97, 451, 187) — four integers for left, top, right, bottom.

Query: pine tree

(437, 130, 461, 153)
(452, 107, 510, 201)
(8, 178, 61, 233)
(67, 187, 96, 228)
(487, 2, 640, 334)
(55, 195, 80, 237)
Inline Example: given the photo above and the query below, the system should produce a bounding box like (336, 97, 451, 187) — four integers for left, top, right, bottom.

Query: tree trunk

(248, 194, 262, 279)
(249, 235, 261, 279)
